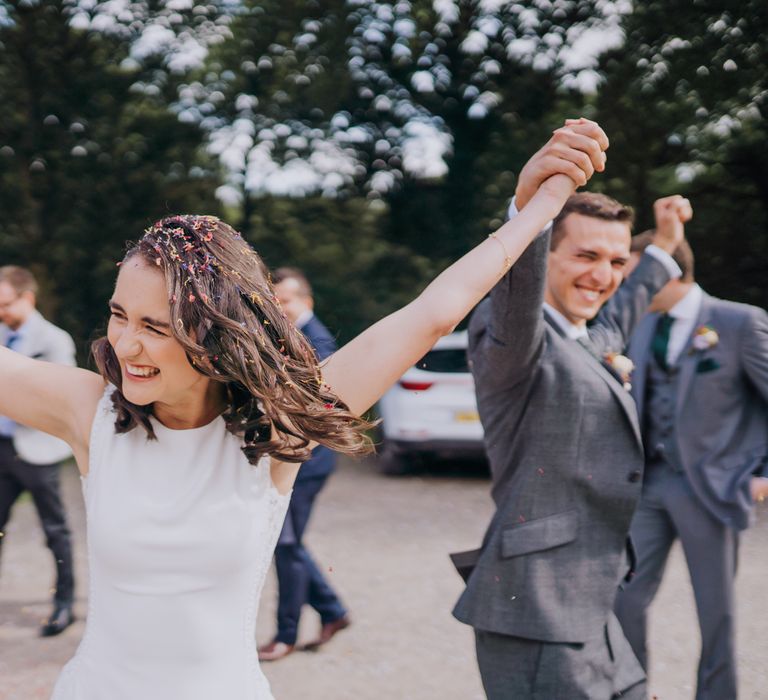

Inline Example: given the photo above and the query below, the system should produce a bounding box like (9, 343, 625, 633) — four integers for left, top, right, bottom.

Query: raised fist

(653, 195, 692, 253)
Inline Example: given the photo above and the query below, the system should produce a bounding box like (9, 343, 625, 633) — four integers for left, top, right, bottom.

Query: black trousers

(0, 437, 74, 605)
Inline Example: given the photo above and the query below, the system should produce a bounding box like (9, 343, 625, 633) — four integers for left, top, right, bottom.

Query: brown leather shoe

(257, 640, 294, 662)
(303, 615, 351, 650)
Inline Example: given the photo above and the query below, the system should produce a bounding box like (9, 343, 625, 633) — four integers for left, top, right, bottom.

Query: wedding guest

(0, 119, 608, 700)
(0, 266, 77, 636)
(615, 223, 768, 700)
(453, 154, 689, 696)
(258, 268, 349, 662)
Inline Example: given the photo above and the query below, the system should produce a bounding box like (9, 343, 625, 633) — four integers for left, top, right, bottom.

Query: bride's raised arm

(0, 345, 104, 452)
(322, 119, 609, 416)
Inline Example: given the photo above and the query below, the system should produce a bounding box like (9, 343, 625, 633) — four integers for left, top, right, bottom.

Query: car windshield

(416, 348, 469, 373)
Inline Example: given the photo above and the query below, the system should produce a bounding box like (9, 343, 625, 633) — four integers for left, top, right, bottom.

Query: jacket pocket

(500, 509, 578, 558)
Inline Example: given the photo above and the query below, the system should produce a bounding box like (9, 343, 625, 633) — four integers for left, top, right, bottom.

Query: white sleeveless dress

(51, 387, 291, 700)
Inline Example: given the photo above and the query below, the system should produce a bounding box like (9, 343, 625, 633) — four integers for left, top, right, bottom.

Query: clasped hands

(515, 117, 609, 211)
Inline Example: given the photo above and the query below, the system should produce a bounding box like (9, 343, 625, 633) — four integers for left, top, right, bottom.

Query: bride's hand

(515, 118, 609, 210)
(530, 173, 580, 219)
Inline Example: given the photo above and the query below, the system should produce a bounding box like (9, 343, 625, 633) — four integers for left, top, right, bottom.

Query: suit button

(628, 470, 642, 483)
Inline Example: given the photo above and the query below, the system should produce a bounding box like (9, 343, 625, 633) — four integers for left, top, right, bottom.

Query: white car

(376, 331, 486, 473)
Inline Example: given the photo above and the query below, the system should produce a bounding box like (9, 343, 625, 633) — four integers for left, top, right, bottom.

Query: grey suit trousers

(475, 613, 646, 700)
(614, 465, 739, 700)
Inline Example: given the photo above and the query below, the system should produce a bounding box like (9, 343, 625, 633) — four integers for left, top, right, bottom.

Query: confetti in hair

(95, 214, 375, 464)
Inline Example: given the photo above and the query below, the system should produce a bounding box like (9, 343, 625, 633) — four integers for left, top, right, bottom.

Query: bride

(0, 119, 607, 699)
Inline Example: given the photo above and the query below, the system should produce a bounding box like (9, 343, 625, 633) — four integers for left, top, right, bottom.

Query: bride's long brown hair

(92, 214, 374, 464)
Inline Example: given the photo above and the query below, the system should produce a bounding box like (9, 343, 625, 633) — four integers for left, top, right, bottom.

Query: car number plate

(454, 411, 479, 423)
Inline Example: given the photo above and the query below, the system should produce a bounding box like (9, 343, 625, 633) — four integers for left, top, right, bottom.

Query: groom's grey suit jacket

(628, 293, 768, 531)
(453, 230, 670, 643)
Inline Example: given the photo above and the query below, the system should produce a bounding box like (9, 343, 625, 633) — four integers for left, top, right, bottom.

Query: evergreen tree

(596, 0, 767, 307)
(0, 0, 219, 351)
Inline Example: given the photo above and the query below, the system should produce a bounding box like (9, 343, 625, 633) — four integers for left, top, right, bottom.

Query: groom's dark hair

(551, 193, 634, 250)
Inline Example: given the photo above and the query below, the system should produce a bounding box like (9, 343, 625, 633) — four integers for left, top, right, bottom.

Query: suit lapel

(544, 312, 643, 449)
(543, 308, 567, 340)
(586, 349, 643, 448)
(675, 294, 714, 418)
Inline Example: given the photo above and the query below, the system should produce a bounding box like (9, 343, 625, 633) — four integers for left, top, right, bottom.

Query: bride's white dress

(51, 387, 291, 700)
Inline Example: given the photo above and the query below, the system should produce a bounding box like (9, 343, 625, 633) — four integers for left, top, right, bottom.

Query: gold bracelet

(488, 232, 513, 272)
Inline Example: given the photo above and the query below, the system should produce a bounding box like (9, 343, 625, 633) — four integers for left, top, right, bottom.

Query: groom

(615, 228, 768, 699)
(453, 123, 688, 698)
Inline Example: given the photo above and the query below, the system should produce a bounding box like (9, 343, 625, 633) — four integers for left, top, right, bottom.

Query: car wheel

(376, 440, 412, 476)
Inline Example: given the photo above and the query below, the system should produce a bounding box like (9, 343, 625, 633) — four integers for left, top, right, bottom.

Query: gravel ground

(1, 457, 766, 700)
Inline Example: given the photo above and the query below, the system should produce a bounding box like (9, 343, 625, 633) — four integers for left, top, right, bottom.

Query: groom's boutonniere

(604, 352, 635, 391)
(691, 325, 719, 352)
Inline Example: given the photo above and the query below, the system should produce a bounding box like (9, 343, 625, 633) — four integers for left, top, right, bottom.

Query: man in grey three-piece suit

(452, 127, 690, 696)
(614, 227, 768, 700)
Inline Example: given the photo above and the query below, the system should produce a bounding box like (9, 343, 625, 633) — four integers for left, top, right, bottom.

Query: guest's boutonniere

(690, 325, 721, 373)
(605, 352, 635, 391)
(691, 325, 719, 353)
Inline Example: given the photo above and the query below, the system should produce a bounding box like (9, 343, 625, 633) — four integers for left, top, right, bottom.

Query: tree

(191, 0, 621, 336)
(0, 0, 220, 351)
(595, 0, 767, 308)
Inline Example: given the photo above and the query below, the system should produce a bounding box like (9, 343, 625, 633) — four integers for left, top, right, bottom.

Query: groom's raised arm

(469, 227, 549, 392)
(469, 118, 609, 391)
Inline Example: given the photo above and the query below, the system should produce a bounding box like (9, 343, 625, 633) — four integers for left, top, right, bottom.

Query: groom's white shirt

(543, 303, 589, 340)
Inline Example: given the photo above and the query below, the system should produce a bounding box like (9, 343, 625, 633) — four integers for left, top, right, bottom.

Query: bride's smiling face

(107, 259, 212, 411)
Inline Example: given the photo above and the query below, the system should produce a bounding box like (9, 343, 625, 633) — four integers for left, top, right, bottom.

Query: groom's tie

(651, 314, 675, 370)
(5, 332, 20, 350)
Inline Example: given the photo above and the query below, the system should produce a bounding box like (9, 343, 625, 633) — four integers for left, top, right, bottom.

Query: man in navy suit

(258, 268, 349, 662)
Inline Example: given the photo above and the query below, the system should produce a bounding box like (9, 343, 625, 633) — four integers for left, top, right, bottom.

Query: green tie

(651, 314, 674, 370)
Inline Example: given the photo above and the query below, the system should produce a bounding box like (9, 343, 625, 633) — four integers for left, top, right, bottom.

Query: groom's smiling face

(545, 213, 631, 326)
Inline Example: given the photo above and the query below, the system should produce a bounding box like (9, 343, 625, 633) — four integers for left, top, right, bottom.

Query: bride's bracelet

(488, 232, 513, 273)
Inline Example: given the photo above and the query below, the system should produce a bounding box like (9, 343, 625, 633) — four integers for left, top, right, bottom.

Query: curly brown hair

(92, 215, 374, 464)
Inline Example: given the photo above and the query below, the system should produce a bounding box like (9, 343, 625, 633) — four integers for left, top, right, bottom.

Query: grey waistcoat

(643, 355, 684, 472)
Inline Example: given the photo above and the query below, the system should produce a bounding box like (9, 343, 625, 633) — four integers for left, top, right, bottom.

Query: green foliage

(0, 1, 219, 357)
(246, 196, 435, 342)
(0, 0, 764, 364)
(595, 0, 767, 308)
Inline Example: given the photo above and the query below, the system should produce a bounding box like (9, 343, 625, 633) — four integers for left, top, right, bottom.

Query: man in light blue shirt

(0, 265, 77, 636)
